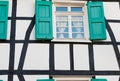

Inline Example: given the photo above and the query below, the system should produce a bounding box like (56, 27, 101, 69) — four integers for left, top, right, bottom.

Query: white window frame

(53, 75, 92, 81)
(52, 1, 90, 42)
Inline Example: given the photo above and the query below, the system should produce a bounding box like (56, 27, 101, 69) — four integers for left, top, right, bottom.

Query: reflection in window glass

(56, 7, 68, 12)
(71, 7, 82, 12)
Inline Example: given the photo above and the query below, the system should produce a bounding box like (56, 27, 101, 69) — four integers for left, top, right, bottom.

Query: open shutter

(87, 1, 106, 40)
(37, 79, 54, 81)
(91, 78, 107, 81)
(35, 0, 53, 40)
(0, 0, 8, 39)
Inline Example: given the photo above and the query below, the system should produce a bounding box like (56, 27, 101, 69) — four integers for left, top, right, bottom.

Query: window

(53, 2, 89, 40)
(35, 0, 106, 41)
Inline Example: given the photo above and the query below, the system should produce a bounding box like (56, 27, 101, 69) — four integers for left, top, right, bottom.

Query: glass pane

(56, 7, 67, 12)
(56, 21, 68, 27)
(57, 27, 68, 32)
(72, 21, 83, 27)
(72, 27, 84, 32)
(71, 7, 82, 12)
(72, 33, 84, 38)
(57, 33, 69, 38)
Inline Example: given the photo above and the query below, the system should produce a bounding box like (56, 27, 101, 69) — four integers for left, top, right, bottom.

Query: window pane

(72, 27, 84, 32)
(71, 16, 84, 27)
(57, 33, 69, 38)
(72, 21, 83, 27)
(56, 21, 68, 27)
(56, 7, 67, 12)
(71, 7, 82, 12)
(72, 33, 84, 38)
(56, 16, 69, 39)
(71, 16, 84, 39)
(57, 27, 68, 32)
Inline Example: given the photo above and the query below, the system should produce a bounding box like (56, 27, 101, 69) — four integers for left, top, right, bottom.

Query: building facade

(0, 0, 120, 81)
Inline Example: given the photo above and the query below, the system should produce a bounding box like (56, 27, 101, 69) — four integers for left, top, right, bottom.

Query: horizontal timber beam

(0, 70, 120, 75)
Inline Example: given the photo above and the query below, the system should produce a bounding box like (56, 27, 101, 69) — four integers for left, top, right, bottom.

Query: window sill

(52, 38, 91, 43)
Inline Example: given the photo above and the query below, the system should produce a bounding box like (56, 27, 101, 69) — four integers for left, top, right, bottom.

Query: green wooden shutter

(0, 0, 8, 39)
(37, 79, 54, 81)
(35, 0, 53, 40)
(87, 1, 106, 40)
(91, 79, 107, 81)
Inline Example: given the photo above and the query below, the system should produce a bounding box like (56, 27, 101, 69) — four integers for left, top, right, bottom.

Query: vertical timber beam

(49, 43, 55, 78)
(69, 44, 74, 70)
(8, 0, 17, 81)
(88, 44, 95, 78)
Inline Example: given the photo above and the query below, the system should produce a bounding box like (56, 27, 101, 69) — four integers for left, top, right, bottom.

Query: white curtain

(56, 16, 68, 38)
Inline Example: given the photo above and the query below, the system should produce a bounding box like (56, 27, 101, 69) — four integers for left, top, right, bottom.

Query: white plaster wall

(14, 43, 23, 69)
(16, 20, 31, 40)
(0, 44, 9, 69)
(0, 75, 7, 81)
(13, 75, 19, 81)
(109, 23, 120, 42)
(74, 44, 89, 70)
(104, 2, 120, 20)
(23, 44, 49, 70)
(94, 45, 119, 70)
(23, 75, 49, 81)
(17, 0, 35, 17)
(7, 20, 11, 40)
(8, 0, 12, 17)
(54, 44, 70, 70)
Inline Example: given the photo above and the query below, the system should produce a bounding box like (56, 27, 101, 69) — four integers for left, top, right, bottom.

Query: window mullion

(69, 15, 72, 38)
(68, 6, 72, 38)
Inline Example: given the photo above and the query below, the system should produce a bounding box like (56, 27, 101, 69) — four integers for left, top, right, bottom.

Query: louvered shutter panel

(91, 79, 107, 81)
(35, 0, 53, 40)
(0, 0, 8, 39)
(87, 1, 106, 40)
(37, 79, 54, 81)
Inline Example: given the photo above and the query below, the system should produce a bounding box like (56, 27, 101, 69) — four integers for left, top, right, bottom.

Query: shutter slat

(35, 0, 53, 40)
(87, 1, 106, 40)
(0, 0, 8, 39)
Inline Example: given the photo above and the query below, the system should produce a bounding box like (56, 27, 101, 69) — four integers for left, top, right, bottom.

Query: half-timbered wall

(0, 0, 120, 81)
